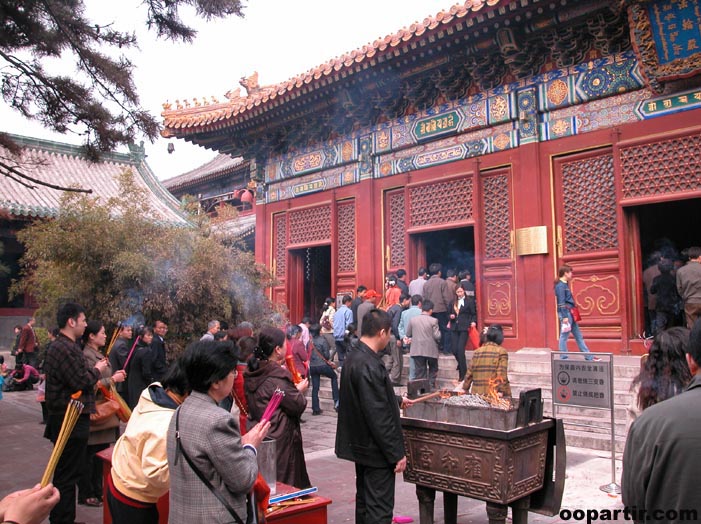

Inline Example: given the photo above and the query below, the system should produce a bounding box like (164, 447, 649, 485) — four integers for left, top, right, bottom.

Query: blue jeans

(559, 317, 592, 360)
(310, 364, 339, 413)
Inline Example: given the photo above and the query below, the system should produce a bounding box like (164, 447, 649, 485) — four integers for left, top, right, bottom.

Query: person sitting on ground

(12, 362, 40, 391)
(462, 324, 511, 398)
(626, 326, 691, 429)
(108, 359, 190, 524)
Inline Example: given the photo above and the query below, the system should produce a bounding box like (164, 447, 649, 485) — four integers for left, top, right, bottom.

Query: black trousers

(78, 443, 109, 501)
(47, 414, 89, 524)
(452, 330, 469, 381)
(106, 474, 159, 524)
(433, 312, 451, 352)
(413, 356, 438, 390)
(355, 462, 395, 524)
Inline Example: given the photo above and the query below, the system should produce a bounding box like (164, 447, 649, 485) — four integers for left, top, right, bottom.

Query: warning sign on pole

(551, 356, 612, 410)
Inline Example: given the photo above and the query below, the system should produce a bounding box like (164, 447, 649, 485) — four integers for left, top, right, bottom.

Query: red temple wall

(256, 108, 701, 353)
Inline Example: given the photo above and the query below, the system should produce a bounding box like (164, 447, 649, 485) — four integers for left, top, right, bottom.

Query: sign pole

(600, 354, 621, 495)
(551, 353, 621, 496)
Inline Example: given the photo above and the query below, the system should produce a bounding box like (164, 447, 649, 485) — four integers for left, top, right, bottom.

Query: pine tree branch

(0, 159, 92, 193)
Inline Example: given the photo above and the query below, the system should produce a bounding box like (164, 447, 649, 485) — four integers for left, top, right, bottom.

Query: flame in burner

(438, 388, 452, 399)
(481, 378, 511, 409)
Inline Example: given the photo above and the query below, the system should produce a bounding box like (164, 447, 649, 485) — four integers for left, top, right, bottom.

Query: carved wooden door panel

(384, 188, 407, 275)
(479, 168, 517, 338)
(552, 148, 625, 342)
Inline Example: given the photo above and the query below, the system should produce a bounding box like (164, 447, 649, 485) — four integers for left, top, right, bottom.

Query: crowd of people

(5, 249, 701, 524)
(642, 243, 701, 335)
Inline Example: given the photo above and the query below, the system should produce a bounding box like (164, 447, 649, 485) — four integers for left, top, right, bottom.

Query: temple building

(161, 0, 701, 353)
(162, 154, 256, 251)
(0, 134, 186, 345)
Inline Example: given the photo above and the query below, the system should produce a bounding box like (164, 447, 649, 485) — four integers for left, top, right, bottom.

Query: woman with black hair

(244, 326, 311, 488)
(108, 359, 189, 524)
(627, 326, 692, 429)
(167, 340, 269, 524)
(79, 320, 127, 507)
(462, 324, 511, 398)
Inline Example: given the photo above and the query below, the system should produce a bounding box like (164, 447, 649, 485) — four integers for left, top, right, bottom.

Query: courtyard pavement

(0, 384, 633, 523)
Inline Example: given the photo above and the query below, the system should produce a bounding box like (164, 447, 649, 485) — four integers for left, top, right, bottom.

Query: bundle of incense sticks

(261, 388, 285, 422)
(41, 398, 84, 487)
(104, 322, 122, 357)
(284, 354, 303, 384)
(102, 382, 132, 422)
(410, 390, 445, 404)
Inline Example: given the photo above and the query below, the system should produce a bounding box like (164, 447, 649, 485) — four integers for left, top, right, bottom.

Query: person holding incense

(78, 320, 127, 508)
(108, 359, 189, 524)
(44, 302, 108, 524)
(0, 483, 60, 524)
(285, 324, 309, 379)
(167, 340, 269, 524)
(245, 326, 311, 489)
(108, 323, 133, 399)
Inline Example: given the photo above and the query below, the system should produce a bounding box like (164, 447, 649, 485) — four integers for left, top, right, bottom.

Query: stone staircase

(310, 349, 641, 453)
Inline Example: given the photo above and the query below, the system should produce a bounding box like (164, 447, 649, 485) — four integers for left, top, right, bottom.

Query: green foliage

(13, 170, 274, 355)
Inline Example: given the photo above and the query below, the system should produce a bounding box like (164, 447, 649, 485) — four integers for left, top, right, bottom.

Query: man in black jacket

(335, 308, 408, 524)
(150, 320, 168, 381)
(108, 324, 133, 398)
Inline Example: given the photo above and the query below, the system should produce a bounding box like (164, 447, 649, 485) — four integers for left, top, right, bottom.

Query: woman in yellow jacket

(107, 361, 189, 524)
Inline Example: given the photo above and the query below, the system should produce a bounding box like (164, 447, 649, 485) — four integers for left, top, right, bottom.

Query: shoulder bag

(311, 342, 336, 370)
(174, 408, 257, 524)
(569, 306, 582, 323)
(90, 398, 120, 424)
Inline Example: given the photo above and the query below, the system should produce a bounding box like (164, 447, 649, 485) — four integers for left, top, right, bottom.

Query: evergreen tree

(0, 0, 244, 189)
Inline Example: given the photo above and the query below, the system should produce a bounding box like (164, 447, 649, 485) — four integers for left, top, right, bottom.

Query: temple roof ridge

(161, 0, 501, 133)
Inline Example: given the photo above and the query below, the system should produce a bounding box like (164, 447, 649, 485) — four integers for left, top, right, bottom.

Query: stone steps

(313, 349, 640, 453)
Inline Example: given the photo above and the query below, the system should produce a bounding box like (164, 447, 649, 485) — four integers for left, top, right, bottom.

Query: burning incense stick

(410, 390, 446, 404)
(41, 398, 84, 487)
(121, 336, 141, 371)
(262, 388, 285, 421)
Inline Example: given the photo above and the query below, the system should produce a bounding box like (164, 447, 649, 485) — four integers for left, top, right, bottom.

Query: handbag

(90, 398, 120, 424)
(468, 325, 480, 349)
(569, 306, 582, 323)
(174, 408, 257, 524)
(321, 316, 333, 331)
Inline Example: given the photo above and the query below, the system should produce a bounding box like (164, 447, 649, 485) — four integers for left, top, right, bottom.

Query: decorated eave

(160, 0, 630, 159)
(162, 153, 248, 194)
(0, 134, 188, 224)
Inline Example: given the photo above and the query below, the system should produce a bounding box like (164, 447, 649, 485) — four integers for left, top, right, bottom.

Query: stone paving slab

(1, 388, 631, 523)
